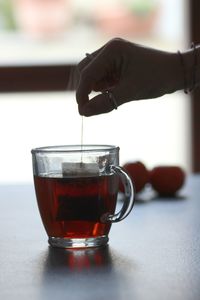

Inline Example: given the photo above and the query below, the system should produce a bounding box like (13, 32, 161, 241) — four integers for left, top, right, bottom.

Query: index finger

(76, 47, 112, 109)
(77, 44, 106, 73)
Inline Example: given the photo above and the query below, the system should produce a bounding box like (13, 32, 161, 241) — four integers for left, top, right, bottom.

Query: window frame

(190, 0, 200, 172)
(0, 64, 74, 92)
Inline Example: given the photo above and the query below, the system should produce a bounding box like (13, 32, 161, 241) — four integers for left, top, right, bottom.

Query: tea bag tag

(62, 162, 99, 177)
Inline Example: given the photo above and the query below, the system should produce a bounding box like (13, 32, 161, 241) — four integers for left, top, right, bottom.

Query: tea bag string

(81, 116, 84, 164)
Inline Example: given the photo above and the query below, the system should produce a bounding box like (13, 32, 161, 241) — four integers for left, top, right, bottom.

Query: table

(0, 175, 200, 300)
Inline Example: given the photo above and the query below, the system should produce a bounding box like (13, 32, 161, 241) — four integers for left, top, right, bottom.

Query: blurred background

(0, 0, 192, 183)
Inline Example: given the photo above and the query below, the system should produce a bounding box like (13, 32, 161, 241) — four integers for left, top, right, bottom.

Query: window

(0, 0, 190, 183)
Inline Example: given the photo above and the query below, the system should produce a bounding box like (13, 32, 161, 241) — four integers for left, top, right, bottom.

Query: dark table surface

(0, 175, 200, 300)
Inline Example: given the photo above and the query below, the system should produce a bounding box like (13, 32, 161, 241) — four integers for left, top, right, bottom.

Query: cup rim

(31, 144, 119, 154)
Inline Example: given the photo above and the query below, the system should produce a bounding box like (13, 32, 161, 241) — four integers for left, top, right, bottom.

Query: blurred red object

(13, 0, 71, 39)
(120, 161, 149, 193)
(150, 166, 185, 196)
(94, 3, 158, 36)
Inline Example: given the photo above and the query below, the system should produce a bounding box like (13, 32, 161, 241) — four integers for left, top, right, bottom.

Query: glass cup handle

(101, 165, 135, 223)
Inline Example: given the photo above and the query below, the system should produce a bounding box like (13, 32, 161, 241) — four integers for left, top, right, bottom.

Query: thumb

(80, 79, 135, 116)
(80, 85, 125, 117)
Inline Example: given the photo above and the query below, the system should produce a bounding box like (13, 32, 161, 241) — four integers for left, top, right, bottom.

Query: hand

(76, 38, 183, 116)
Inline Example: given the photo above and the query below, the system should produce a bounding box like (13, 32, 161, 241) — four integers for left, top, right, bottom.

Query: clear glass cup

(31, 145, 135, 248)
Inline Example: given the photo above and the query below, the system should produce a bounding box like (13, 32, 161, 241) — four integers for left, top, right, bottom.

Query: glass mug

(31, 145, 135, 248)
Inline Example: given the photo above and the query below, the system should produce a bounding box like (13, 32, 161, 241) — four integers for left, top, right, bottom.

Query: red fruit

(150, 166, 185, 196)
(120, 161, 149, 193)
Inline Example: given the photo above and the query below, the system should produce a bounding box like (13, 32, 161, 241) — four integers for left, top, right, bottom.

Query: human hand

(76, 38, 183, 116)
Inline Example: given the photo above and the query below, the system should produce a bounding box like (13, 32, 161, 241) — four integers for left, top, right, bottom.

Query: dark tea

(34, 174, 119, 239)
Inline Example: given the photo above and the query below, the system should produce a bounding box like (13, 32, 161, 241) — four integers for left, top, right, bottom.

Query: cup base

(48, 235, 109, 249)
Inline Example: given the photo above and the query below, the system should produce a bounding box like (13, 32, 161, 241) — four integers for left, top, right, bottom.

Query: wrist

(166, 51, 184, 93)
(180, 44, 200, 92)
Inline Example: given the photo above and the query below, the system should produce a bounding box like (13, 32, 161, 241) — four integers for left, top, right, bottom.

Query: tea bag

(62, 162, 99, 177)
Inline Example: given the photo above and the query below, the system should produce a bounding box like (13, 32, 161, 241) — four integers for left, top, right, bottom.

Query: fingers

(77, 44, 106, 73)
(80, 92, 116, 116)
(76, 38, 131, 116)
(76, 49, 112, 109)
